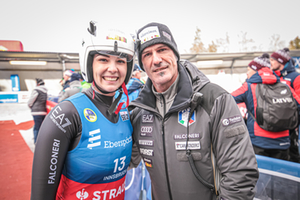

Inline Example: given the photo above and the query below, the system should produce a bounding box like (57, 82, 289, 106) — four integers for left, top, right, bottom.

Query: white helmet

(79, 21, 135, 87)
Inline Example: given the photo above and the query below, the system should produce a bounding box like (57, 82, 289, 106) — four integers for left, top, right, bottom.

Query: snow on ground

(207, 73, 247, 93)
(0, 103, 35, 152)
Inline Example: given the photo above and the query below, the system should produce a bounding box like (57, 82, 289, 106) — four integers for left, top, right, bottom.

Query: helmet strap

(108, 83, 129, 115)
(92, 81, 111, 94)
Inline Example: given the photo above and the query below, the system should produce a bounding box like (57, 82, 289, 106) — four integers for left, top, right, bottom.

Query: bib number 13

(113, 156, 126, 173)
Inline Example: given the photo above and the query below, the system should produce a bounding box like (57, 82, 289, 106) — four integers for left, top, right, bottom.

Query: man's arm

(231, 82, 248, 104)
(27, 90, 38, 108)
(211, 93, 259, 200)
(292, 75, 300, 96)
(129, 107, 142, 169)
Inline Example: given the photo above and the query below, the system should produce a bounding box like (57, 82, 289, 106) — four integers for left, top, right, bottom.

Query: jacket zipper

(160, 94, 173, 200)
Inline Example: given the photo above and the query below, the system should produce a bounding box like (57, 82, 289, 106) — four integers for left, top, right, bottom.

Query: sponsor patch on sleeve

(222, 115, 242, 126)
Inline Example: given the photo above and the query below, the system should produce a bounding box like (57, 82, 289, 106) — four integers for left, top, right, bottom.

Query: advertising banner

(10, 74, 20, 92)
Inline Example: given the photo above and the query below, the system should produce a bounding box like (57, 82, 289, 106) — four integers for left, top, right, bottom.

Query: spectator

(60, 69, 73, 90)
(27, 78, 48, 144)
(79, 72, 91, 89)
(115, 64, 144, 104)
(270, 48, 300, 163)
(129, 22, 258, 200)
(232, 53, 300, 161)
(58, 72, 85, 102)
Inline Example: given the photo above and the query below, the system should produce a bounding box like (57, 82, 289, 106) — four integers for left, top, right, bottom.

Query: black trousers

(253, 145, 289, 161)
(289, 129, 300, 163)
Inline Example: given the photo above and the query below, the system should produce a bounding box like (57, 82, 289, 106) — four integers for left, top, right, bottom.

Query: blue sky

(1, 0, 299, 54)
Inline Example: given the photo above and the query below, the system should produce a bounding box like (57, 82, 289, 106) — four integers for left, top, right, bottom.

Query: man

(27, 78, 48, 143)
(270, 48, 300, 163)
(129, 22, 258, 200)
(60, 69, 73, 90)
(232, 53, 300, 161)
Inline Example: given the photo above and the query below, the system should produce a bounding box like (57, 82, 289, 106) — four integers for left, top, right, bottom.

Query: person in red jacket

(232, 53, 300, 160)
(270, 48, 300, 163)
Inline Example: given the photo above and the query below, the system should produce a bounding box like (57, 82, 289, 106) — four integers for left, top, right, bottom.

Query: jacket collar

(280, 60, 296, 76)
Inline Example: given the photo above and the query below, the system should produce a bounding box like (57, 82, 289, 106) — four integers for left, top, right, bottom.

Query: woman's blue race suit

(31, 87, 132, 200)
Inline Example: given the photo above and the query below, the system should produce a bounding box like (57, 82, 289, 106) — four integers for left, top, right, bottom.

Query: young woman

(31, 21, 135, 200)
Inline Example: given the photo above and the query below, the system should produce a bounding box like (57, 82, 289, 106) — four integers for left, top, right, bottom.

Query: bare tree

(207, 41, 217, 52)
(238, 31, 255, 52)
(269, 34, 285, 51)
(216, 32, 230, 53)
(190, 27, 207, 53)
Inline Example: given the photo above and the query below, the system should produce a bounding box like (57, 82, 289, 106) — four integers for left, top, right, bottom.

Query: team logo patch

(139, 26, 160, 44)
(222, 115, 242, 126)
(143, 158, 153, 168)
(142, 114, 153, 123)
(140, 126, 153, 137)
(84, 108, 97, 122)
(178, 108, 196, 127)
(120, 111, 129, 121)
(175, 141, 201, 150)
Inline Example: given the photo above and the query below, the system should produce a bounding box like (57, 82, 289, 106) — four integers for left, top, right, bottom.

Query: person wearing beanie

(60, 69, 74, 90)
(58, 72, 86, 102)
(232, 53, 300, 162)
(271, 48, 300, 163)
(27, 78, 48, 143)
(129, 22, 258, 200)
(271, 48, 291, 67)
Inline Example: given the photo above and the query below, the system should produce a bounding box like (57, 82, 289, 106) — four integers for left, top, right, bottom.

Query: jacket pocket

(176, 151, 202, 161)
